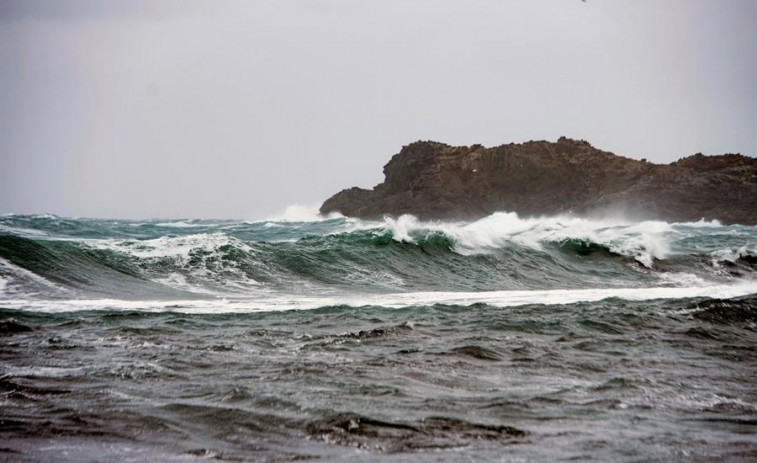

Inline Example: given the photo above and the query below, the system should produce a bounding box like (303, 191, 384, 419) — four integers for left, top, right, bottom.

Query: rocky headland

(320, 137, 757, 224)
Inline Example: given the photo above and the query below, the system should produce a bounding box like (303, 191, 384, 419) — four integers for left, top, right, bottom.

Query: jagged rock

(320, 137, 757, 224)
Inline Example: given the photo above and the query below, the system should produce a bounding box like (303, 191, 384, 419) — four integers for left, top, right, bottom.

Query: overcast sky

(1, 0, 755, 219)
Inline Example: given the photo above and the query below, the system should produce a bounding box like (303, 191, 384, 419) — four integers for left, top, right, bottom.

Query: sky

(1, 0, 755, 219)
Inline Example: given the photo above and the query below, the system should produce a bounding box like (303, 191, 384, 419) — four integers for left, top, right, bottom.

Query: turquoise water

(1, 213, 756, 461)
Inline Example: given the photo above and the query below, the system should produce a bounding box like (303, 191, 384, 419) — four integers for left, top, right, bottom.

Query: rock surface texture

(320, 138, 757, 224)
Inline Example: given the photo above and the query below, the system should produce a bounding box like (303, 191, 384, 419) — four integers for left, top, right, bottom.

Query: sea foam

(3, 281, 756, 314)
(377, 212, 673, 267)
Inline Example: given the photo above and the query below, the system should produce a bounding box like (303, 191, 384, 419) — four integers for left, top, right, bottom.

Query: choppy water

(1, 212, 756, 461)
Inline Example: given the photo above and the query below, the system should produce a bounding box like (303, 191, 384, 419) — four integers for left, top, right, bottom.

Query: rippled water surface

(1, 213, 756, 461)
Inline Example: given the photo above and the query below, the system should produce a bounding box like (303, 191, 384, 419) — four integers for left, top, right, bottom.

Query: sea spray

(0, 212, 754, 299)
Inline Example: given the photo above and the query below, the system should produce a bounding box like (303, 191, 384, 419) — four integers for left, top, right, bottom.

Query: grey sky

(1, 0, 755, 219)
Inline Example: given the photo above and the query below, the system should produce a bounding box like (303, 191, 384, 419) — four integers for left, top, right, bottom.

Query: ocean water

(1, 211, 756, 462)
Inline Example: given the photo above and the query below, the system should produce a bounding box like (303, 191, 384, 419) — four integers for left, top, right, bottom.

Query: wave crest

(1, 211, 753, 299)
(377, 213, 671, 267)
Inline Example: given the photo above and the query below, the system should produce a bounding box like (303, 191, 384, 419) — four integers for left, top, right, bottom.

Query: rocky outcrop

(320, 137, 757, 224)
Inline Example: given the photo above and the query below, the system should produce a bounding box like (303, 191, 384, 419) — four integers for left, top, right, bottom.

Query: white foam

(153, 273, 219, 295)
(83, 234, 263, 293)
(0, 257, 71, 297)
(710, 245, 757, 268)
(371, 212, 674, 267)
(658, 272, 711, 287)
(87, 233, 241, 259)
(676, 218, 723, 228)
(3, 281, 756, 314)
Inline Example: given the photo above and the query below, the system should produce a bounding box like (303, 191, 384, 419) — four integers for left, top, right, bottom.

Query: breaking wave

(2, 210, 755, 462)
(0, 212, 755, 305)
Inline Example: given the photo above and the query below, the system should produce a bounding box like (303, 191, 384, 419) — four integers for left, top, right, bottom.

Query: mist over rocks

(320, 137, 757, 224)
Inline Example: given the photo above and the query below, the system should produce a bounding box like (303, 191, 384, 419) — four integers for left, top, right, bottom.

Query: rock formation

(320, 137, 757, 224)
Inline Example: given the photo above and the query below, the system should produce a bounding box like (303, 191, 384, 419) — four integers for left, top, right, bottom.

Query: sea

(1, 209, 756, 462)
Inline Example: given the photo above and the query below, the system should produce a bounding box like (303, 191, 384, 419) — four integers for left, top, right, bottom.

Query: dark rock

(320, 138, 757, 224)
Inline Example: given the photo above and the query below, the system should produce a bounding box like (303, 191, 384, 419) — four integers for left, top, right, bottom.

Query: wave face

(2, 212, 757, 461)
(1, 212, 755, 304)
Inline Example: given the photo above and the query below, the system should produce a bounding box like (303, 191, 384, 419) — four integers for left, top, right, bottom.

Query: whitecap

(375, 212, 673, 267)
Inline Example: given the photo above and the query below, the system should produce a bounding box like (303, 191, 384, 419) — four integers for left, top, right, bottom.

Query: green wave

(1, 214, 755, 299)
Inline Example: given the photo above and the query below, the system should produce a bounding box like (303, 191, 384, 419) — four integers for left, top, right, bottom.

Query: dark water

(1, 213, 756, 461)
